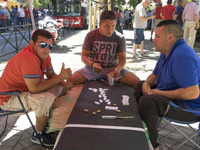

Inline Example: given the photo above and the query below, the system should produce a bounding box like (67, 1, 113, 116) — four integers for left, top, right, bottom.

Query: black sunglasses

(40, 42, 54, 50)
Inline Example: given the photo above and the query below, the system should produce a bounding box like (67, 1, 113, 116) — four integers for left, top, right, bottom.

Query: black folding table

(54, 80, 149, 150)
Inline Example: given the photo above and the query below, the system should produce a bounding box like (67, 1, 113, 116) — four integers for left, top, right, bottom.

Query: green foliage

(24, 0, 52, 9)
(129, 0, 140, 8)
(112, 0, 126, 8)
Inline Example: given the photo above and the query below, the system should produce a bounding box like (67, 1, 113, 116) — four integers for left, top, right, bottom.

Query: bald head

(142, 0, 151, 8)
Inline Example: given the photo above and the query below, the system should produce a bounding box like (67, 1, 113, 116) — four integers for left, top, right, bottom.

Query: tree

(24, 0, 52, 9)
(129, 0, 140, 8)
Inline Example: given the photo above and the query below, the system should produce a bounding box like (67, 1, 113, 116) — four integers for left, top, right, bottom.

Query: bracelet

(91, 62, 94, 68)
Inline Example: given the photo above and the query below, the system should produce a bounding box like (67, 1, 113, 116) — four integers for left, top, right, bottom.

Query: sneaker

(133, 54, 140, 59)
(141, 52, 148, 57)
(42, 123, 50, 133)
(150, 37, 153, 41)
(31, 132, 56, 147)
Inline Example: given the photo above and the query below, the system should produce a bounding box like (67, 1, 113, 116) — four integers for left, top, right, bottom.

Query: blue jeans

(0, 19, 6, 32)
(11, 17, 17, 26)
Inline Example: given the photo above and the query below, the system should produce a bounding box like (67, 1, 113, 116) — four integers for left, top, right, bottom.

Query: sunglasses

(39, 42, 54, 50)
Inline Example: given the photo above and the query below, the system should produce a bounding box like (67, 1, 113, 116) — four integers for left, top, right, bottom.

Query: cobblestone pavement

(0, 29, 200, 150)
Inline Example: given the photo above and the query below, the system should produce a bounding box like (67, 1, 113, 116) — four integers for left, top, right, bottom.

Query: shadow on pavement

(0, 126, 49, 150)
(51, 45, 73, 54)
(125, 38, 160, 63)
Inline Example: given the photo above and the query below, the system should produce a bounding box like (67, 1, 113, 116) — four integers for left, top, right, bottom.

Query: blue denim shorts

(77, 66, 130, 81)
(134, 29, 145, 45)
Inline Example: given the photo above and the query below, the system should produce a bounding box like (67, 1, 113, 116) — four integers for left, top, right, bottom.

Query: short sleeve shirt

(174, 5, 184, 23)
(18, 8, 25, 17)
(0, 45, 52, 105)
(153, 39, 200, 115)
(82, 29, 126, 67)
(183, 2, 199, 21)
(11, 8, 17, 19)
(155, 6, 162, 19)
(133, 3, 147, 29)
(161, 4, 176, 20)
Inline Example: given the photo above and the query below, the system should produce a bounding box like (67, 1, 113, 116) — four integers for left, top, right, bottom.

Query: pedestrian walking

(154, 2, 162, 30)
(182, 0, 199, 48)
(10, 5, 17, 26)
(160, 0, 175, 20)
(119, 11, 125, 34)
(124, 9, 131, 29)
(173, 0, 187, 28)
(4, 6, 11, 31)
(0, 5, 6, 33)
(24, 7, 30, 25)
(133, 0, 155, 58)
(18, 5, 25, 28)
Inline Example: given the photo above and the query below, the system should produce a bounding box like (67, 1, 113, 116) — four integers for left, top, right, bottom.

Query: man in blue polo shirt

(135, 20, 200, 150)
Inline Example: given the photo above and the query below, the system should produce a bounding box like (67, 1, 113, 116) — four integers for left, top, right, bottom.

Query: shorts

(134, 28, 144, 45)
(0, 86, 63, 117)
(77, 66, 130, 81)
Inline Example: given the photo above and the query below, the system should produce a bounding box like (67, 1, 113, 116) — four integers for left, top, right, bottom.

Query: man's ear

(168, 33, 174, 41)
(29, 40, 34, 47)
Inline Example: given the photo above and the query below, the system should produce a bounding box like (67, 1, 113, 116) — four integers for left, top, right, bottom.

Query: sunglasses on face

(39, 42, 54, 50)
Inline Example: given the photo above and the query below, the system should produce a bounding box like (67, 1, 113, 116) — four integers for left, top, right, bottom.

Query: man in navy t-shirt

(173, 0, 187, 28)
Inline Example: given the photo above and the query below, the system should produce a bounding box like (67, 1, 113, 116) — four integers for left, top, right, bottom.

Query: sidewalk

(0, 29, 200, 150)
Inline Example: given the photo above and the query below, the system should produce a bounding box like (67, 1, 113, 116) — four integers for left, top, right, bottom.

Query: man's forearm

(116, 52, 126, 71)
(116, 59, 125, 71)
(82, 55, 93, 67)
(173, 14, 178, 20)
(146, 73, 157, 87)
(195, 14, 199, 27)
(27, 75, 63, 94)
(140, 15, 153, 21)
(155, 85, 199, 100)
(182, 13, 185, 23)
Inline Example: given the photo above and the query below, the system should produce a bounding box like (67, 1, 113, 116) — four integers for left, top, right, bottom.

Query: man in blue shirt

(10, 5, 17, 26)
(135, 20, 200, 150)
(0, 5, 6, 33)
(173, 0, 187, 28)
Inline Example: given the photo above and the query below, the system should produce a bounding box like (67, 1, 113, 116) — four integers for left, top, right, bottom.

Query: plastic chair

(158, 101, 200, 150)
(0, 91, 43, 146)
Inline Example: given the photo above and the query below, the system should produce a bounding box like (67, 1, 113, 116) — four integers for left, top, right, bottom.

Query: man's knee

(134, 81, 144, 102)
(68, 72, 87, 85)
(120, 72, 140, 89)
(138, 95, 156, 113)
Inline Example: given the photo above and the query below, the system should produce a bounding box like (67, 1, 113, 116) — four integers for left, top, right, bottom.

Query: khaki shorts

(0, 86, 63, 117)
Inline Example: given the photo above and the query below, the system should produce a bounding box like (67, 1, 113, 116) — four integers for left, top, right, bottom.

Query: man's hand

(64, 81, 73, 91)
(142, 81, 151, 95)
(93, 63, 103, 73)
(58, 63, 72, 80)
(150, 15, 156, 19)
(147, 89, 160, 95)
(112, 67, 120, 78)
(196, 24, 199, 30)
(60, 81, 74, 96)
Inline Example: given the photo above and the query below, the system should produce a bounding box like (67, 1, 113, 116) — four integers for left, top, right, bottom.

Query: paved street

(0, 29, 200, 150)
